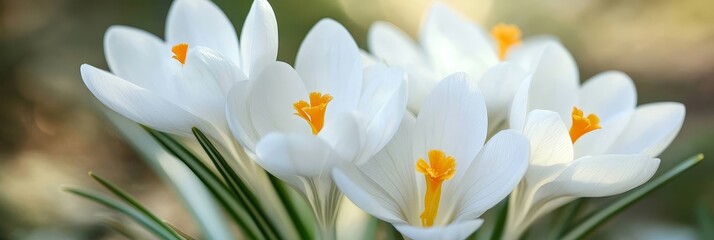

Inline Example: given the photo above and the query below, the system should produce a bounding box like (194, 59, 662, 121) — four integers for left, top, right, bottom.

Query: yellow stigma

(569, 106, 601, 143)
(490, 23, 522, 61)
(171, 43, 189, 65)
(293, 92, 333, 135)
(416, 150, 456, 227)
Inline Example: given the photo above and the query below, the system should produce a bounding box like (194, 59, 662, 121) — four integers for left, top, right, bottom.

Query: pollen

(416, 150, 456, 227)
(569, 106, 601, 143)
(491, 23, 522, 61)
(293, 92, 333, 135)
(171, 43, 189, 65)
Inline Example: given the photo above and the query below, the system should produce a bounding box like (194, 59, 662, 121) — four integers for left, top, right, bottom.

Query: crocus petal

(104, 25, 167, 91)
(508, 77, 531, 130)
(179, 47, 245, 125)
(507, 35, 560, 72)
(255, 133, 334, 179)
(579, 71, 637, 120)
(295, 19, 362, 114)
(526, 42, 579, 126)
(607, 102, 686, 157)
(393, 219, 484, 240)
(522, 110, 574, 190)
(420, 2, 496, 78)
(240, 0, 278, 78)
(368, 21, 425, 68)
(249, 62, 311, 137)
(166, 0, 240, 65)
(413, 73, 487, 183)
(319, 112, 363, 163)
(81, 64, 209, 136)
(332, 167, 406, 223)
(477, 63, 528, 131)
(333, 115, 418, 224)
(226, 80, 259, 152)
(534, 154, 660, 200)
(450, 130, 529, 221)
(355, 64, 408, 164)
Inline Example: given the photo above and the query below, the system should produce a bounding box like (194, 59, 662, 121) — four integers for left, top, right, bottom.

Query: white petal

(414, 73, 488, 183)
(240, 0, 278, 78)
(360, 50, 378, 67)
(332, 167, 405, 223)
(166, 0, 240, 65)
(354, 114, 421, 224)
(295, 19, 362, 113)
(81, 64, 208, 136)
(607, 102, 686, 157)
(523, 110, 573, 166)
(526, 42, 579, 126)
(420, 2, 496, 78)
(226, 80, 259, 152)
(477, 63, 528, 131)
(319, 112, 363, 163)
(451, 130, 529, 221)
(394, 219, 484, 240)
(355, 64, 408, 164)
(249, 62, 311, 138)
(179, 47, 245, 125)
(508, 76, 531, 130)
(368, 21, 425, 68)
(535, 154, 660, 200)
(507, 35, 560, 72)
(579, 71, 637, 121)
(255, 133, 334, 178)
(103, 26, 167, 91)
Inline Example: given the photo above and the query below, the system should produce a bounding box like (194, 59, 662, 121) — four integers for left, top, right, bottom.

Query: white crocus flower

(366, 2, 554, 130)
(80, 0, 277, 148)
(226, 19, 408, 237)
(504, 110, 662, 240)
(504, 41, 685, 239)
(333, 73, 529, 240)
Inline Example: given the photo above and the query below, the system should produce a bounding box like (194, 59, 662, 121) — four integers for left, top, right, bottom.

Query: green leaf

(165, 222, 197, 240)
(269, 174, 315, 240)
(89, 172, 181, 239)
(191, 127, 280, 240)
(561, 153, 704, 240)
(696, 202, 714, 239)
(548, 199, 586, 239)
(489, 201, 509, 240)
(145, 127, 265, 240)
(103, 111, 233, 240)
(65, 187, 179, 240)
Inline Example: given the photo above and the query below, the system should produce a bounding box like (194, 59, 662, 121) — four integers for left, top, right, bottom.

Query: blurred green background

(0, 0, 712, 239)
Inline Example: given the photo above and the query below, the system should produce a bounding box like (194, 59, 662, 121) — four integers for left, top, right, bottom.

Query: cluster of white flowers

(80, 0, 686, 239)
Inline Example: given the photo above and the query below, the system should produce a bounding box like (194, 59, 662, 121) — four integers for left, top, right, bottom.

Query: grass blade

(89, 172, 181, 239)
(191, 127, 280, 240)
(489, 201, 509, 240)
(561, 153, 704, 240)
(65, 187, 178, 240)
(103, 111, 233, 240)
(696, 202, 714, 239)
(269, 174, 314, 239)
(145, 127, 264, 240)
(548, 199, 586, 239)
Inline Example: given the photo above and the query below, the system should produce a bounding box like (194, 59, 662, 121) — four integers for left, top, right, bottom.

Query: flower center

(415, 149, 456, 227)
(293, 92, 333, 135)
(171, 43, 189, 65)
(569, 106, 601, 143)
(490, 23, 522, 61)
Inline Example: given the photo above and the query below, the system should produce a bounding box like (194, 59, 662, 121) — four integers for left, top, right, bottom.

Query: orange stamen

(416, 150, 456, 227)
(569, 106, 601, 143)
(171, 43, 189, 65)
(491, 23, 522, 61)
(293, 92, 333, 135)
